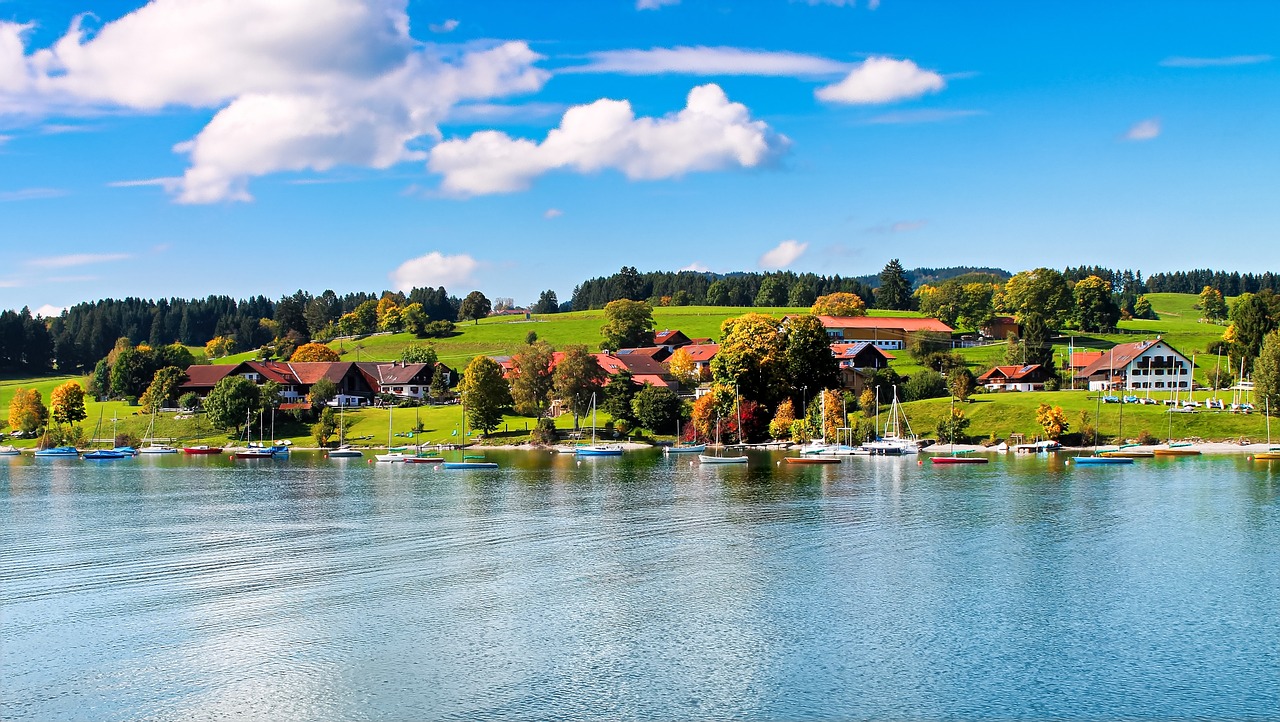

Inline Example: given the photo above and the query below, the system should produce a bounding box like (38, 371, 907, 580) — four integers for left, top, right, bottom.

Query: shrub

(1137, 429, 1158, 445)
(531, 418, 558, 445)
(904, 370, 947, 402)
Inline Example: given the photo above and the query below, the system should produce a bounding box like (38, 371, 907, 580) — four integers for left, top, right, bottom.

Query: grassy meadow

(2, 293, 1255, 449)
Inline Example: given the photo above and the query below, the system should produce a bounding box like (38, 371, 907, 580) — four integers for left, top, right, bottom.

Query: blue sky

(1, 0, 1277, 316)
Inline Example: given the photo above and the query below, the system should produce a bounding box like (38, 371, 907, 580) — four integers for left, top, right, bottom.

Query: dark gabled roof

(289, 361, 356, 385)
(653, 329, 691, 347)
(830, 342, 893, 366)
(179, 364, 238, 389)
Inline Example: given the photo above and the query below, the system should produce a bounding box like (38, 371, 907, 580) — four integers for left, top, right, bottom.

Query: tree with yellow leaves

(290, 342, 340, 363)
(8, 388, 48, 435)
(811, 292, 867, 317)
(50, 381, 87, 428)
(1035, 403, 1069, 440)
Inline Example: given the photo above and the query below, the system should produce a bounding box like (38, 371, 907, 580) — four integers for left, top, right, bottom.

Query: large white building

(1073, 339, 1192, 392)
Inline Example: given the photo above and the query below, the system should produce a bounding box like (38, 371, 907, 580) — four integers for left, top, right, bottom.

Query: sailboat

(82, 407, 127, 460)
(139, 401, 178, 454)
(930, 395, 988, 465)
(862, 385, 917, 455)
(375, 406, 412, 463)
(664, 417, 705, 454)
(1252, 399, 1280, 461)
(328, 402, 363, 458)
(575, 393, 623, 456)
(1073, 390, 1133, 465)
(700, 385, 748, 464)
(233, 407, 275, 458)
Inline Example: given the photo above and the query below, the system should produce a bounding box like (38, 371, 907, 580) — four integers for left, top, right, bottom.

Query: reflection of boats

(442, 461, 498, 469)
(1074, 392, 1135, 465)
(576, 393, 624, 456)
(784, 456, 840, 464)
(1252, 399, 1280, 461)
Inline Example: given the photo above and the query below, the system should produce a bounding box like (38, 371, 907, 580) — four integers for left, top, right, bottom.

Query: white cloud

(390, 251, 479, 291)
(680, 262, 711, 273)
(26, 252, 130, 269)
(429, 19, 460, 33)
(816, 57, 945, 104)
(1124, 118, 1161, 141)
(562, 46, 849, 77)
(0, 187, 65, 201)
(759, 240, 808, 269)
(1159, 54, 1272, 68)
(3, 1, 549, 203)
(107, 177, 179, 189)
(446, 101, 566, 123)
(637, 0, 680, 9)
(34, 304, 66, 317)
(543, 208, 563, 219)
(429, 83, 787, 195)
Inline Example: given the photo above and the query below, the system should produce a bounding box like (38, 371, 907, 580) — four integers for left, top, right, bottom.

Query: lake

(2, 451, 1278, 720)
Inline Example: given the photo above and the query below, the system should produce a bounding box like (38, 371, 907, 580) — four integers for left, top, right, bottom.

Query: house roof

(813, 315, 954, 333)
(830, 342, 894, 365)
(687, 337, 713, 345)
(679, 343, 719, 362)
(289, 361, 355, 385)
(595, 352, 670, 378)
(617, 346, 671, 362)
(632, 374, 671, 388)
(179, 364, 238, 389)
(653, 329, 691, 346)
(978, 364, 1046, 382)
(1076, 340, 1171, 379)
(1069, 351, 1106, 369)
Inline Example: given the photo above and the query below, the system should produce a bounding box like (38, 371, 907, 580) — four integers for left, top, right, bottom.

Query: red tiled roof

(688, 337, 712, 345)
(289, 361, 354, 385)
(279, 401, 312, 411)
(678, 343, 719, 362)
(814, 315, 954, 333)
(1069, 351, 1105, 369)
(179, 364, 237, 389)
(978, 364, 1046, 383)
(594, 352, 670, 378)
(245, 360, 297, 384)
(1076, 340, 1170, 379)
(830, 342, 893, 365)
(653, 329, 691, 346)
(632, 374, 671, 388)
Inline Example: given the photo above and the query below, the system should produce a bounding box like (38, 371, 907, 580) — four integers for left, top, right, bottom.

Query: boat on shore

(0, 445, 20, 456)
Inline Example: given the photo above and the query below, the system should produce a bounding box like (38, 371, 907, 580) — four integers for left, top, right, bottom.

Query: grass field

(4, 294, 1256, 449)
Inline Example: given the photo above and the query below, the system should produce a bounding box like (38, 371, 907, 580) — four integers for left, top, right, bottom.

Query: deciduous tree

(308, 378, 338, 410)
(1036, 403, 1069, 440)
(312, 407, 338, 447)
(459, 291, 492, 324)
(811, 292, 867, 317)
(459, 356, 510, 434)
(1073, 275, 1120, 332)
(400, 342, 438, 366)
(769, 398, 796, 440)
(140, 366, 186, 412)
(1199, 286, 1228, 323)
(1253, 331, 1280, 415)
(203, 376, 261, 433)
(205, 335, 235, 358)
(600, 299, 654, 351)
(509, 340, 555, 416)
(936, 406, 970, 444)
(784, 314, 839, 403)
(552, 345, 606, 429)
(631, 384, 681, 434)
(711, 313, 786, 406)
(50, 381, 87, 427)
(1001, 268, 1073, 328)
(290, 343, 340, 363)
(667, 347, 699, 389)
(8, 388, 47, 435)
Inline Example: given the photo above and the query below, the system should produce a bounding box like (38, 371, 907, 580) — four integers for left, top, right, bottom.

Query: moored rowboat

(784, 456, 840, 464)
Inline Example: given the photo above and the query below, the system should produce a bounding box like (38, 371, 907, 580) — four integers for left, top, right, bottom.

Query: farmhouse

(1073, 339, 1193, 392)
(813, 315, 954, 351)
(180, 359, 452, 405)
(830, 342, 893, 393)
(977, 364, 1053, 391)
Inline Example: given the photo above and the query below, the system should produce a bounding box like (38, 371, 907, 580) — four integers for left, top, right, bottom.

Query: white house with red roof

(1073, 339, 1192, 392)
(812, 315, 954, 351)
(977, 364, 1053, 392)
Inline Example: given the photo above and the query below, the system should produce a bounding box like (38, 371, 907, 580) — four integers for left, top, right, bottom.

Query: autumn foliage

(8, 388, 48, 434)
(811, 292, 867, 317)
(50, 381, 87, 427)
(290, 342, 340, 363)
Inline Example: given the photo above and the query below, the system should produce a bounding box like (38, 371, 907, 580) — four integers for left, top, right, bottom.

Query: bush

(903, 370, 947, 402)
(178, 392, 200, 411)
(124, 395, 139, 407)
(531, 418, 558, 445)
(1137, 429, 1158, 445)
(115, 432, 141, 448)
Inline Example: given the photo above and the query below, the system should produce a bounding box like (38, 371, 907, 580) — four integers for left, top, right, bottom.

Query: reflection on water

(2, 451, 1278, 720)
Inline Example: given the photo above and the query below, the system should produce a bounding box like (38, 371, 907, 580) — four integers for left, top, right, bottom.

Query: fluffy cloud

(429, 84, 787, 195)
(1124, 118, 1161, 141)
(34, 304, 67, 317)
(390, 251, 480, 291)
(563, 46, 849, 77)
(816, 57, 944, 104)
(680, 262, 711, 273)
(3, 1, 549, 202)
(429, 19, 460, 33)
(759, 240, 808, 269)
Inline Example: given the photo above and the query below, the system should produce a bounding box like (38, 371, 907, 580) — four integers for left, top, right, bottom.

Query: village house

(653, 329, 693, 354)
(812, 315, 955, 351)
(981, 316, 1020, 340)
(1072, 339, 1193, 392)
(179, 359, 451, 406)
(977, 364, 1053, 391)
(830, 342, 893, 394)
(356, 361, 454, 402)
(677, 343, 718, 380)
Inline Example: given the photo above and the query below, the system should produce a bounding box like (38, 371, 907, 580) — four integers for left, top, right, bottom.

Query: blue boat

(34, 446, 79, 458)
(575, 444, 624, 456)
(83, 449, 128, 460)
(442, 461, 498, 469)
(113, 446, 138, 456)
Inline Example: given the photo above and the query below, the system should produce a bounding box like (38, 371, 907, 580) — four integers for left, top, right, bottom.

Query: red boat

(784, 456, 840, 464)
(404, 457, 445, 464)
(183, 445, 224, 455)
(930, 456, 989, 465)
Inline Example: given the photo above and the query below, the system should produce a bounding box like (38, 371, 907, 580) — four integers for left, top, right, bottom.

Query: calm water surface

(2, 451, 1279, 720)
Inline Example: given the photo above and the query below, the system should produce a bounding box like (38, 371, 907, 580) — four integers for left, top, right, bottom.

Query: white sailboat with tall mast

(575, 392, 624, 456)
(862, 385, 918, 455)
(376, 405, 412, 462)
(699, 384, 748, 464)
(328, 401, 363, 458)
(138, 401, 178, 454)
